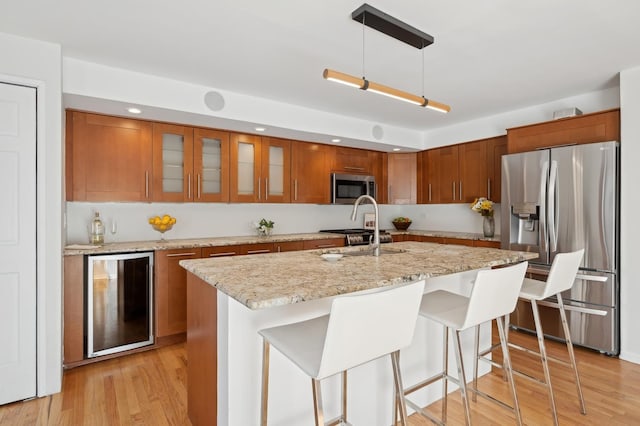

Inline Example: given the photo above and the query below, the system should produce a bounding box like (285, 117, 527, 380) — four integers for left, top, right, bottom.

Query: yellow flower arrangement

(470, 197, 494, 217)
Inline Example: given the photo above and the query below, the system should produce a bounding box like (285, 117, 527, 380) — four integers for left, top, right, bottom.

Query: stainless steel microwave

(331, 173, 376, 204)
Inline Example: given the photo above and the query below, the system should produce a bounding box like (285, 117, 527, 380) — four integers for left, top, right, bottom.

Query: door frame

(0, 71, 63, 398)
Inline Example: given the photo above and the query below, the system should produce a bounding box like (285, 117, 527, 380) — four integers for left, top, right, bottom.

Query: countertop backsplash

(65, 201, 500, 245)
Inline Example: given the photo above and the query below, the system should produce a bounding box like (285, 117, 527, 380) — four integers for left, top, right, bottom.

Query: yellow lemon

(148, 218, 154, 224)
(159, 224, 167, 231)
(162, 216, 170, 225)
(154, 217, 162, 225)
(170, 217, 177, 225)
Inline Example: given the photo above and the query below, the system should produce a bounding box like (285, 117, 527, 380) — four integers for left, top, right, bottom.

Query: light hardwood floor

(1, 329, 639, 425)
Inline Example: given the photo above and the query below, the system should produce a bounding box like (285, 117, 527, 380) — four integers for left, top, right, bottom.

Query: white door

(0, 82, 36, 404)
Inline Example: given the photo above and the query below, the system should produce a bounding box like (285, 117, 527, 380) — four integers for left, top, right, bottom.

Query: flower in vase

(470, 198, 494, 217)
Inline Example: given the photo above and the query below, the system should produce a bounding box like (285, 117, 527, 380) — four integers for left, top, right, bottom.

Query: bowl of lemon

(149, 214, 177, 240)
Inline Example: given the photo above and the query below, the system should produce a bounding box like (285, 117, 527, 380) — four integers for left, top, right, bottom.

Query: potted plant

(255, 218, 275, 236)
(470, 197, 495, 237)
(391, 216, 412, 231)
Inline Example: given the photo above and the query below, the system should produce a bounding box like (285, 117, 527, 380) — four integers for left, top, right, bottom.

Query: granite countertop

(63, 230, 500, 256)
(63, 233, 343, 256)
(180, 241, 535, 310)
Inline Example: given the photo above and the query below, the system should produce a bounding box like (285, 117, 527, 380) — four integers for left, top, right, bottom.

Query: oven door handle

(536, 299, 608, 316)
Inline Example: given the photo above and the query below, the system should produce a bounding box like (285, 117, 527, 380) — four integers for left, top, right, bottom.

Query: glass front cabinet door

(153, 124, 230, 202)
(230, 134, 290, 203)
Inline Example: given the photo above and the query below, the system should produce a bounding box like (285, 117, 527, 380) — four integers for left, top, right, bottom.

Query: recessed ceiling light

(331, 138, 341, 143)
(255, 127, 266, 132)
(127, 107, 142, 114)
(392, 148, 401, 152)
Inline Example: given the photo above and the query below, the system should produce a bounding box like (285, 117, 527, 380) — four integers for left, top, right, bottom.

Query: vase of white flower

(255, 218, 274, 237)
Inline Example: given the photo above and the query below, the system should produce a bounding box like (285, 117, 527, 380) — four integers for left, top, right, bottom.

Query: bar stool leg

(261, 339, 270, 426)
(442, 324, 449, 422)
(311, 379, 324, 426)
(391, 350, 408, 426)
(496, 316, 523, 426)
(531, 299, 559, 426)
(557, 294, 586, 414)
(341, 371, 348, 423)
(452, 329, 472, 426)
(472, 324, 480, 403)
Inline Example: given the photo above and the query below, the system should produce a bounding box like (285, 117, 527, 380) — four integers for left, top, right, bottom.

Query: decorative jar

(483, 215, 495, 238)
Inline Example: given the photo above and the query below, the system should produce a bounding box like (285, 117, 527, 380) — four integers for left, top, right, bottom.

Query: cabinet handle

(166, 252, 197, 257)
(247, 249, 270, 254)
(428, 183, 432, 202)
(487, 178, 491, 199)
(294, 179, 298, 201)
(258, 177, 261, 201)
(459, 181, 462, 201)
(188, 173, 192, 200)
(344, 166, 365, 171)
(316, 244, 337, 248)
(145, 171, 149, 199)
(388, 186, 392, 202)
(198, 174, 202, 199)
(208, 251, 237, 257)
(452, 182, 456, 201)
(265, 178, 268, 200)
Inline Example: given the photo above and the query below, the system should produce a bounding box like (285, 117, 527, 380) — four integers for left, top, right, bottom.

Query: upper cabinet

(291, 142, 331, 203)
(152, 123, 194, 202)
(332, 146, 371, 174)
(507, 109, 620, 154)
(66, 111, 152, 202)
(229, 134, 291, 203)
(486, 136, 507, 203)
(387, 153, 417, 204)
(152, 124, 230, 202)
(419, 136, 506, 204)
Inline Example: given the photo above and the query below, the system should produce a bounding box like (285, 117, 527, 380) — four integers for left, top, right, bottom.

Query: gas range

(319, 228, 394, 246)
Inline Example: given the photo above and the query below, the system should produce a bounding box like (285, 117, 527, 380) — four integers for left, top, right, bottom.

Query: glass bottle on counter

(90, 212, 105, 244)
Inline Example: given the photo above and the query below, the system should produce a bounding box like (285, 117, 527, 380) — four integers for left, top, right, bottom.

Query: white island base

(213, 270, 491, 426)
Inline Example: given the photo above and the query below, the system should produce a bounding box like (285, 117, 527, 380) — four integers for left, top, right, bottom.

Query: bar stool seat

(402, 262, 528, 426)
(259, 280, 425, 426)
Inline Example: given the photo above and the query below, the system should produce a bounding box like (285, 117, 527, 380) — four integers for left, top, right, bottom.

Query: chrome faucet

(350, 194, 380, 256)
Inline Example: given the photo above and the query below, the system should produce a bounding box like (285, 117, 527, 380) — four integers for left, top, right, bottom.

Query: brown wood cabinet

(486, 136, 507, 203)
(302, 238, 345, 250)
(332, 146, 372, 174)
(193, 128, 230, 202)
(66, 111, 153, 201)
(152, 123, 194, 202)
(387, 153, 417, 204)
(291, 142, 332, 203)
(155, 248, 202, 338)
(201, 245, 243, 258)
(230, 134, 291, 203)
(507, 109, 620, 154)
(63, 255, 84, 366)
(419, 136, 506, 204)
(274, 241, 305, 252)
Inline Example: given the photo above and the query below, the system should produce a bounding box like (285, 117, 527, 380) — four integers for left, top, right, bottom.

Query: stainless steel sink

(342, 248, 406, 257)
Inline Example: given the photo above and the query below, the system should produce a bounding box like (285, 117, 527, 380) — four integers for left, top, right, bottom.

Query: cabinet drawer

(303, 238, 345, 250)
(202, 245, 242, 258)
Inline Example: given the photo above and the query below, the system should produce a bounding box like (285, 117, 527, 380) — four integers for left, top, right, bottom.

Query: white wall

(0, 32, 63, 395)
(619, 67, 640, 363)
(65, 201, 497, 244)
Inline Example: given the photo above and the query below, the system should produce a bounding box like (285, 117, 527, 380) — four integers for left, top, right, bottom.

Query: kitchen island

(180, 241, 536, 426)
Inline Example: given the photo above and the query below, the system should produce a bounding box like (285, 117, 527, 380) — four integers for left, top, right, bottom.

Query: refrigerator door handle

(539, 160, 550, 258)
(548, 160, 559, 252)
(536, 299, 608, 316)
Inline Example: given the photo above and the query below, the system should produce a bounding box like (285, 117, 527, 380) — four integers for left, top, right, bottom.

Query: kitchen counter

(63, 230, 499, 256)
(180, 241, 532, 310)
(63, 232, 343, 256)
(182, 241, 536, 425)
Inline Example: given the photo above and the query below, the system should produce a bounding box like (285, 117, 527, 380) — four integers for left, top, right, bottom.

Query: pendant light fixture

(323, 4, 450, 113)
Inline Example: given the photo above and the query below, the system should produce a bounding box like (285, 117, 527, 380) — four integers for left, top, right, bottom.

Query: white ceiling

(3, 0, 640, 133)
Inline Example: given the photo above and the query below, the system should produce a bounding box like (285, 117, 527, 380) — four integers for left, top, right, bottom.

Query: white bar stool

(402, 261, 528, 426)
(259, 280, 425, 426)
(474, 249, 586, 426)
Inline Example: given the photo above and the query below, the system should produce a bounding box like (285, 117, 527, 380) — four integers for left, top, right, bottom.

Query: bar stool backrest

(541, 249, 585, 299)
(461, 262, 528, 330)
(316, 280, 425, 379)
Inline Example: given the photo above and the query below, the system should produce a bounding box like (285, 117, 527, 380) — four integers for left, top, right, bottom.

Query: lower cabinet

(405, 234, 500, 248)
(155, 248, 202, 339)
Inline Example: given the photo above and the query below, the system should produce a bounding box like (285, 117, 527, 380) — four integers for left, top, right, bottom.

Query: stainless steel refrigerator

(501, 141, 619, 355)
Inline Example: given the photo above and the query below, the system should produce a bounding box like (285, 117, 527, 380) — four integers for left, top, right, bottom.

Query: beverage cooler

(86, 252, 154, 358)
